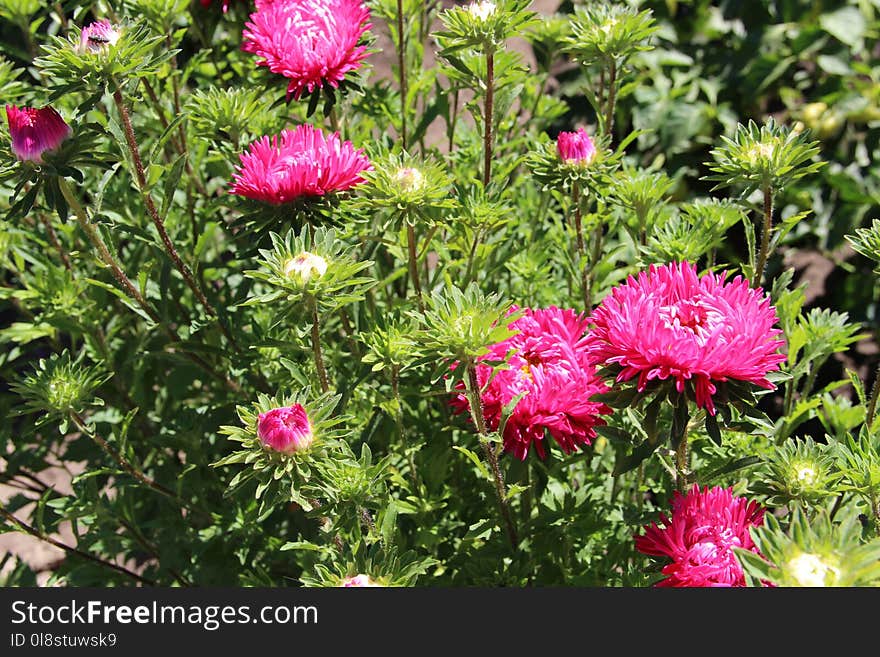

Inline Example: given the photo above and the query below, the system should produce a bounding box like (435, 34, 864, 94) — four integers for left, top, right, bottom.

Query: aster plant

(2, 0, 878, 593)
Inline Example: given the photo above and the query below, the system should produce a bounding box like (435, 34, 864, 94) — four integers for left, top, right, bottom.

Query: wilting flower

(340, 574, 383, 587)
(635, 485, 766, 587)
(257, 404, 314, 454)
(557, 127, 596, 165)
(242, 0, 372, 100)
(229, 124, 370, 205)
(451, 306, 611, 460)
(585, 261, 786, 414)
(78, 19, 121, 54)
(5, 105, 71, 163)
(283, 251, 328, 284)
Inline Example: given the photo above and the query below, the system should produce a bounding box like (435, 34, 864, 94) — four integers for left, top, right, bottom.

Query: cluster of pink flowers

(452, 307, 611, 460)
(229, 124, 370, 204)
(585, 261, 786, 415)
(242, 0, 372, 100)
(635, 485, 767, 587)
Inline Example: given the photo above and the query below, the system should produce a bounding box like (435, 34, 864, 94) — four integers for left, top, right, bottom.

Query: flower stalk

(308, 293, 330, 393)
(464, 360, 519, 550)
(753, 185, 774, 288)
(483, 49, 495, 186)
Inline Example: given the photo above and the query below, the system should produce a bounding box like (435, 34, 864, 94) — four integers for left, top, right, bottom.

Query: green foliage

(0, 0, 878, 589)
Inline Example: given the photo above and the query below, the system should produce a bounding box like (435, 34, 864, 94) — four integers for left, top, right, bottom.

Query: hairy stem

(604, 59, 618, 142)
(866, 360, 880, 429)
(406, 221, 424, 310)
(675, 433, 689, 492)
(391, 364, 419, 491)
(465, 361, 519, 550)
(110, 87, 218, 324)
(753, 185, 774, 288)
(396, 0, 408, 150)
(0, 505, 154, 585)
(58, 178, 161, 326)
(70, 411, 179, 502)
(308, 294, 330, 393)
(483, 50, 495, 187)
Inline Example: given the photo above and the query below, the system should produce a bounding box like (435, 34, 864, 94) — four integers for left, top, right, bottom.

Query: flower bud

(5, 105, 71, 164)
(283, 251, 328, 284)
(556, 128, 597, 166)
(786, 552, 841, 587)
(468, 1, 496, 21)
(257, 404, 314, 454)
(340, 574, 383, 587)
(394, 167, 425, 193)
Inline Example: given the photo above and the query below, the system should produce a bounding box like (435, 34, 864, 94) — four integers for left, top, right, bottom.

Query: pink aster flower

(229, 124, 371, 205)
(257, 404, 314, 454)
(451, 307, 612, 460)
(5, 105, 71, 164)
(242, 0, 372, 100)
(78, 19, 121, 54)
(635, 485, 767, 587)
(341, 574, 383, 587)
(557, 127, 596, 165)
(585, 261, 786, 415)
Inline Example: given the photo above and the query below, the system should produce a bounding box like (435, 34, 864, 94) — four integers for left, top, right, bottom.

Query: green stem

(753, 185, 774, 288)
(308, 294, 330, 393)
(675, 433, 689, 492)
(0, 505, 154, 586)
(58, 178, 161, 326)
(110, 86, 220, 326)
(465, 361, 519, 550)
(604, 59, 617, 142)
(392, 364, 419, 491)
(396, 0, 408, 150)
(483, 49, 495, 187)
(406, 220, 424, 310)
(865, 360, 880, 430)
(70, 411, 180, 502)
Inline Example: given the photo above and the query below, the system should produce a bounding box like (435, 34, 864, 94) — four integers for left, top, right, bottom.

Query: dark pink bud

(256, 404, 314, 454)
(5, 105, 71, 164)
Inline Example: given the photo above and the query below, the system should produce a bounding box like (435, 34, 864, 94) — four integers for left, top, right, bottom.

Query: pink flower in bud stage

(585, 261, 786, 415)
(242, 0, 372, 100)
(5, 105, 71, 164)
(635, 485, 767, 587)
(257, 404, 314, 454)
(229, 124, 370, 205)
(451, 307, 612, 461)
(341, 574, 383, 587)
(556, 127, 597, 165)
(78, 19, 121, 53)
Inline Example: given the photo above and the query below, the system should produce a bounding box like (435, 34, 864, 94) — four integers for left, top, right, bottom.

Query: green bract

(242, 227, 374, 313)
(566, 2, 658, 66)
(213, 391, 344, 512)
(35, 20, 178, 96)
(435, 0, 538, 55)
(738, 508, 880, 587)
(705, 118, 825, 196)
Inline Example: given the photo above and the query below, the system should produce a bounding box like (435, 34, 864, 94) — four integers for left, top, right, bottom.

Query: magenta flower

(635, 485, 766, 587)
(78, 19, 121, 53)
(229, 124, 371, 205)
(5, 105, 71, 164)
(557, 127, 596, 165)
(585, 261, 786, 414)
(257, 404, 314, 454)
(242, 0, 372, 100)
(451, 307, 611, 461)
